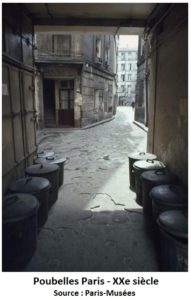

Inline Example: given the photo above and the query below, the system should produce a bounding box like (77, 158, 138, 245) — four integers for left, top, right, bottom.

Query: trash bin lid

(3, 193, 39, 223)
(150, 185, 188, 206)
(9, 177, 50, 194)
(128, 152, 157, 160)
(25, 163, 59, 176)
(133, 159, 165, 171)
(37, 150, 55, 158)
(141, 169, 178, 184)
(157, 210, 188, 239)
(34, 154, 66, 165)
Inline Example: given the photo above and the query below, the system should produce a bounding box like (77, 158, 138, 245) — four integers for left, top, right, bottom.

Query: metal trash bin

(128, 152, 157, 190)
(8, 177, 50, 229)
(34, 155, 66, 187)
(157, 210, 188, 271)
(3, 193, 39, 271)
(141, 170, 179, 217)
(133, 159, 166, 206)
(150, 184, 188, 223)
(25, 163, 59, 208)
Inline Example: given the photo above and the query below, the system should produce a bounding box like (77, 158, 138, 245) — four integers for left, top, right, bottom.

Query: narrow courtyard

(25, 107, 159, 271)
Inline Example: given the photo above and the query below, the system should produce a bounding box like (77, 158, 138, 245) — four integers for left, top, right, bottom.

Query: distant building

(134, 35, 147, 125)
(117, 47, 138, 106)
(34, 33, 118, 128)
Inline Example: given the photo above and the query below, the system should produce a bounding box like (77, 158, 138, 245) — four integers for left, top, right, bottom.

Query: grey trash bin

(3, 193, 39, 271)
(34, 155, 66, 187)
(25, 163, 59, 208)
(128, 152, 157, 191)
(150, 184, 188, 223)
(133, 159, 166, 205)
(8, 177, 50, 229)
(157, 210, 188, 271)
(141, 170, 179, 217)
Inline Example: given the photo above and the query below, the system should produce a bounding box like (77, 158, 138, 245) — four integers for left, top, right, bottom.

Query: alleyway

(25, 107, 159, 271)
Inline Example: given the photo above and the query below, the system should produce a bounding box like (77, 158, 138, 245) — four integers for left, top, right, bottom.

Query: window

(121, 64, 125, 70)
(53, 35, 71, 55)
(59, 80, 74, 109)
(128, 74, 131, 80)
(96, 38, 102, 58)
(121, 85, 125, 92)
(129, 64, 132, 71)
(121, 75, 125, 81)
(128, 85, 131, 94)
(121, 52, 125, 60)
(105, 46, 110, 64)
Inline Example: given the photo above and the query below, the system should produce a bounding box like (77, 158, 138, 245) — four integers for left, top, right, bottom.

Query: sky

(118, 35, 138, 49)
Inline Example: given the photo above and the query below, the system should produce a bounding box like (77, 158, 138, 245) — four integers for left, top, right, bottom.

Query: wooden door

(59, 80, 74, 126)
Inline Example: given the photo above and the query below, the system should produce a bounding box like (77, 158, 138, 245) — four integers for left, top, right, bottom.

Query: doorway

(43, 79, 56, 127)
(58, 79, 74, 126)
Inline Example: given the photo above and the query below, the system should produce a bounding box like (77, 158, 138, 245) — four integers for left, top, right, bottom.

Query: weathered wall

(2, 4, 36, 194)
(81, 67, 115, 126)
(147, 4, 188, 186)
(135, 61, 145, 124)
(35, 72, 44, 128)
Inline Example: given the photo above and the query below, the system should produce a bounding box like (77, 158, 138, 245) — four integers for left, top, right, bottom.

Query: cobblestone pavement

(25, 107, 159, 271)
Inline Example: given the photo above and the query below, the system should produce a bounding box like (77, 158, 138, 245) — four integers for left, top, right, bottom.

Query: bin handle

(146, 159, 154, 163)
(46, 156, 55, 161)
(139, 152, 145, 156)
(3, 195, 19, 208)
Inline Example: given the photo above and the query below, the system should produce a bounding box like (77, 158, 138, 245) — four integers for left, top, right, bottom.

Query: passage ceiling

(23, 3, 157, 34)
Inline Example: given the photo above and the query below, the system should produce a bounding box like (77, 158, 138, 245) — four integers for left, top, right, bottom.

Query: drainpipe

(152, 32, 158, 153)
(144, 35, 150, 127)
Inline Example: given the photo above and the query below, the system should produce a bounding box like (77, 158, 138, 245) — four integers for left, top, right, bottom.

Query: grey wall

(2, 4, 36, 194)
(148, 4, 188, 186)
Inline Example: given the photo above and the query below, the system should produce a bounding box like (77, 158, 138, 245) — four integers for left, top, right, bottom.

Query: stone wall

(147, 4, 188, 186)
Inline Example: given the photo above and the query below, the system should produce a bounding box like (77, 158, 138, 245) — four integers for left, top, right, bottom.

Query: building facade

(117, 47, 137, 106)
(134, 35, 148, 125)
(34, 33, 118, 128)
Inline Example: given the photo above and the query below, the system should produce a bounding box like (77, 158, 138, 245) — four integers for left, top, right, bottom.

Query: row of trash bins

(3, 150, 66, 271)
(128, 151, 188, 272)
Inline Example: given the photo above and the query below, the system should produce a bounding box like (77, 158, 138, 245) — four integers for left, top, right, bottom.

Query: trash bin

(133, 159, 166, 205)
(8, 177, 50, 229)
(150, 184, 188, 223)
(128, 152, 157, 190)
(141, 170, 179, 217)
(3, 193, 39, 271)
(157, 210, 188, 271)
(34, 155, 66, 187)
(25, 163, 59, 208)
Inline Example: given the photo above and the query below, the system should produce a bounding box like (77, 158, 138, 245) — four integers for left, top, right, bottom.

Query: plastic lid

(141, 169, 178, 184)
(133, 159, 166, 171)
(34, 154, 66, 165)
(157, 210, 188, 239)
(25, 163, 59, 176)
(37, 150, 55, 158)
(8, 177, 50, 194)
(128, 152, 157, 160)
(3, 193, 39, 223)
(150, 185, 188, 206)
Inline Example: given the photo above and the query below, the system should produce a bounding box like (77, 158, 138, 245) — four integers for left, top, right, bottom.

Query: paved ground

(25, 107, 159, 271)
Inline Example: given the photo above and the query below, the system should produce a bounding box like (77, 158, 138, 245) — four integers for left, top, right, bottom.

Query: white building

(117, 47, 138, 105)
